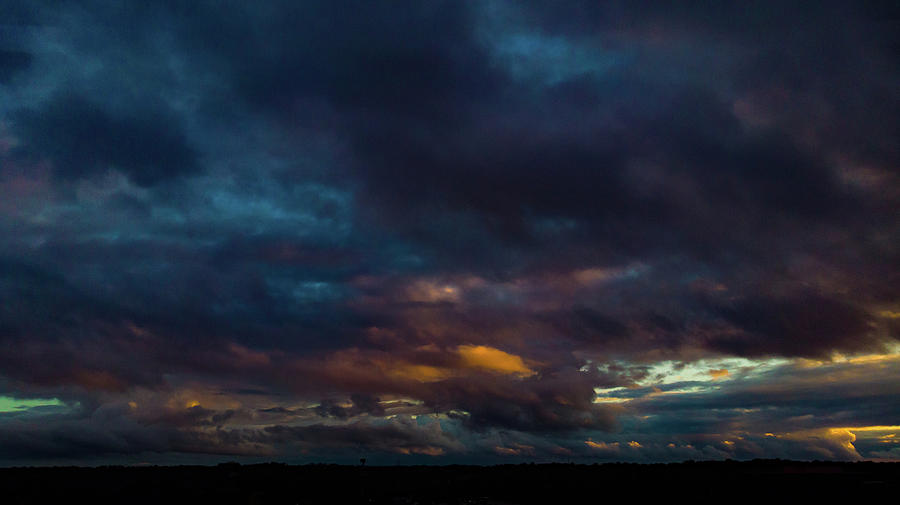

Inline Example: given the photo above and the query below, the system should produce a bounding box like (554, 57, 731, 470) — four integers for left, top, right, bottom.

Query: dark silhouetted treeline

(1, 460, 897, 504)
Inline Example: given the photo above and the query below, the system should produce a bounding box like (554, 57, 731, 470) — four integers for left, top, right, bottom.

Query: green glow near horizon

(0, 396, 63, 412)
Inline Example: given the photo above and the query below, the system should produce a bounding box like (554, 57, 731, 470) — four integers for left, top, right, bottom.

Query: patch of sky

(266, 277, 346, 305)
(620, 264, 648, 280)
(189, 182, 354, 239)
(530, 216, 579, 237)
(640, 357, 788, 386)
(476, 0, 631, 86)
(291, 281, 343, 303)
(594, 356, 791, 400)
(486, 27, 629, 87)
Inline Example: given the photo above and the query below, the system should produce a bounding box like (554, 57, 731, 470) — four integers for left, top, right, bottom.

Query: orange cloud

(457, 345, 535, 377)
(585, 440, 620, 451)
(774, 428, 863, 459)
(708, 368, 729, 380)
(395, 446, 445, 456)
(314, 345, 536, 385)
(388, 364, 454, 383)
(493, 443, 535, 456)
(834, 425, 900, 432)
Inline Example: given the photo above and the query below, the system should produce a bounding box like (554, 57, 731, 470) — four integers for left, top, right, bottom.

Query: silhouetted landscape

(2, 460, 897, 504)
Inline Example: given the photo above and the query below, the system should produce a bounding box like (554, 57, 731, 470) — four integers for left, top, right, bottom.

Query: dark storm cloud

(258, 418, 463, 457)
(0, 50, 31, 84)
(225, 2, 501, 116)
(0, 0, 897, 463)
(0, 402, 170, 460)
(12, 93, 199, 186)
(435, 370, 618, 433)
(709, 291, 879, 357)
(548, 306, 630, 343)
(0, 259, 155, 390)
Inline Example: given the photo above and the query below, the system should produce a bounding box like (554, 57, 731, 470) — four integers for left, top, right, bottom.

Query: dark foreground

(2, 460, 897, 504)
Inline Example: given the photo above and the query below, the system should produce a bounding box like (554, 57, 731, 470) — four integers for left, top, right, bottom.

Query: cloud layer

(0, 0, 898, 464)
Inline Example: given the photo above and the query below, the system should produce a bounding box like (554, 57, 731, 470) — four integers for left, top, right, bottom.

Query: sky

(0, 1, 898, 465)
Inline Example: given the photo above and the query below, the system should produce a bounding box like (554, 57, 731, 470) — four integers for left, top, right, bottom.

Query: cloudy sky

(0, 1, 898, 465)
